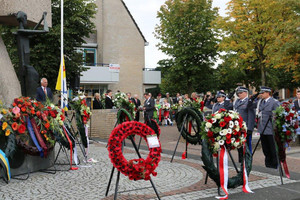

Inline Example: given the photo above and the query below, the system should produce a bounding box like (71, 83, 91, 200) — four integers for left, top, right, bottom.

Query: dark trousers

(261, 134, 278, 168)
(135, 111, 140, 122)
(238, 130, 253, 162)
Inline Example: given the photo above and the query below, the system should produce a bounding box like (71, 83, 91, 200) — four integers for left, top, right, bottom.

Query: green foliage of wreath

(176, 107, 203, 145)
(201, 139, 252, 188)
(117, 108, 133, 125)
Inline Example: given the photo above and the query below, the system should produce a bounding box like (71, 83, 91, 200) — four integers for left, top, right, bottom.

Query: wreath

(0, 97, 64, 157)
(113, 92, 136, 118)
(175, 107, 203, 145)
(201, 109, 252, 189)
(70, 93, 92, 148)
(145, 119, 160, 138)
(107, 121, 161, 181)
(117, 108, 133, 124)
(274, 102, 298, 162)
(201, 139, 252, 188)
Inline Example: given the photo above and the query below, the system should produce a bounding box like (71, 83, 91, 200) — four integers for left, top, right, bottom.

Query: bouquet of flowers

(0, 97, 66, 157)
(113, 92, 136, 118)
(274, 102, 298, 144)
(162, 104, 170, 111)
(171, 104, 179, 110)
(183, 99, 204, 111)
(71, 92, 91, 125)
(201, 109, 247, 155)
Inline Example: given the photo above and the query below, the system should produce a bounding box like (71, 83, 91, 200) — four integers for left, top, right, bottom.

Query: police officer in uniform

(212, 91, 233, 113)
(234, 87, 256, 153)
(250, 86, 280, 168)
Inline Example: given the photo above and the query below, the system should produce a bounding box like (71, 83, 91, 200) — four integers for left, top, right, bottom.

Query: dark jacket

(36, 87, 53, 102)
(144, 98, 155, 120)
(105, 96, 114, 109)
(294, 99, 300, 112)
(93, 99, 103, 109)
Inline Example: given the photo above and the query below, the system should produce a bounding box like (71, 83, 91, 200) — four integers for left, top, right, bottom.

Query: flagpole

(61, 0, 64, 109)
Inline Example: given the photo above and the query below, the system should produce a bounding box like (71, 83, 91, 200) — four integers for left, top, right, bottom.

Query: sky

(123, 0, 230, 68)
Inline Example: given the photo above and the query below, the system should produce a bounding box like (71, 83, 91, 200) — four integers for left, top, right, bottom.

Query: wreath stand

(170, 114, 199, 162)
(105, 135, 161, 200)
(252, 115, 284, 185)
(66, 111, 88, 162)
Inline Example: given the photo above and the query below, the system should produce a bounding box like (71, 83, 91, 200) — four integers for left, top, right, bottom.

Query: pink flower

(12, 106, 20, 115)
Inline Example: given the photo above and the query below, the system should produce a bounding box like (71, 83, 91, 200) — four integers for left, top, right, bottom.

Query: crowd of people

(35, 78, 300, 169)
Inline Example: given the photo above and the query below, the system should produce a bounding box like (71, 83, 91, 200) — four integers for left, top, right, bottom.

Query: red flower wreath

(107, 121, 162, 181)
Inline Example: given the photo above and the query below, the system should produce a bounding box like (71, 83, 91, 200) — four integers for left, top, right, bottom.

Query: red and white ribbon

(242, 144, 253, 193)
(216, 145, 228, 199)
(216, 144, 253, 199)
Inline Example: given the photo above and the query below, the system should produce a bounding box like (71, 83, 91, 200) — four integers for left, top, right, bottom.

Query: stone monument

(0, 0, 51, 105)
(0, 0, 52, 175)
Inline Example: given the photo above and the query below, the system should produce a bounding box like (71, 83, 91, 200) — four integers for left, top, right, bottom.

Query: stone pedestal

(10, 150, 55, 176)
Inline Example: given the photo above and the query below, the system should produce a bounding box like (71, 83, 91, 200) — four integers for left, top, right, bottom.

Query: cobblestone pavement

(0, 135, 299, 200)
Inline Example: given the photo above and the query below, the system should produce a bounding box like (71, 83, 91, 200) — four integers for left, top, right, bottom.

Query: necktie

(44, 87, 47, 96)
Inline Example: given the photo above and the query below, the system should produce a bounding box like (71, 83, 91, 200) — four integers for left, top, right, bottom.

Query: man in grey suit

(234, 87, 256, 153)
(212, 91, 233, 113)
(252, 86, 280, 168)
(143, 92, 155, 122)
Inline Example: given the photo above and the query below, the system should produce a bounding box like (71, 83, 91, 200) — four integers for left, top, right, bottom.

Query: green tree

(155, 0, 219, 94)
(1, 0, 97, 90)
(215, 0, 300, 86)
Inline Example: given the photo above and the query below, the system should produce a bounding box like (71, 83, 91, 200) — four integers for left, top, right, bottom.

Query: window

(83, 48, 96, 66)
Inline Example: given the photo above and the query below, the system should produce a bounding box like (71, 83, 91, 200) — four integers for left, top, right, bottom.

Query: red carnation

(294, 124, 299, 129)
(18, 124, 26, 134)
(286, 130, 291, 136)
(226, 139, 231, 144)
(12, 122, 18, 131)
(220, 121, 226, 127)
(207, 131, 214, 138)
(226, 133, 231, 139)
(285, 107, 290, 112)
(21, 107, 26, 112)
(45, 122, 50, 130)
(224, 116, 232, 123)
(219, 108, 226, 112)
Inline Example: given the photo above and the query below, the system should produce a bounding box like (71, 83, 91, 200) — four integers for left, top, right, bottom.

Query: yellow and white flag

(56, 57, 68, 111)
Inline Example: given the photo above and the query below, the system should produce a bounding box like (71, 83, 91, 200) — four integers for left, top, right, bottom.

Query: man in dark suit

(93, 93, 103, 109)
(212, 91, 233, 113)
(36, 78, 53, 102)
(294, 90, 300, 111)
(133, 94, 141, 121)
(105, 90, 114, 109)
(143, 92, 155, 122)
(127, 92, 135, 102)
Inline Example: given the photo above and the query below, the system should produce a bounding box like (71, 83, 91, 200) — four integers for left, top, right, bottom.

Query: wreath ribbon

(182, 121, 192, 159)
(0, 149, 11, 183)
(282, 160, 290, 178)
(216, 145, 228, 199)
(217, 144, 252, 199)
(159, 108, 162, 122)
(30, 118, 48, 158)
(242, 144, 253, 193)
(85, 125, 89, 157)
(63, 125, 78, 170)
(26, 116, 44, 158)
